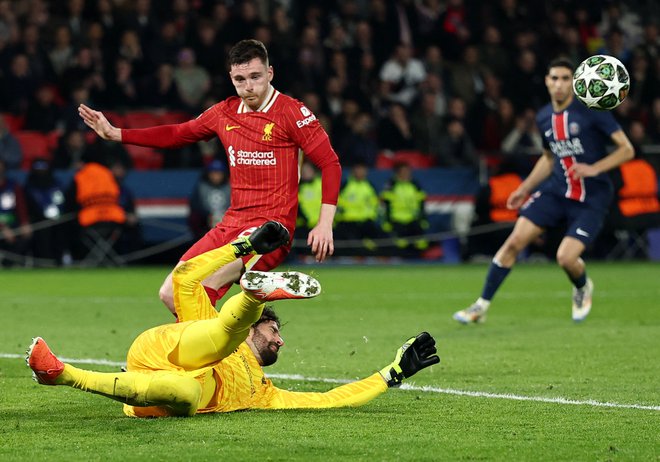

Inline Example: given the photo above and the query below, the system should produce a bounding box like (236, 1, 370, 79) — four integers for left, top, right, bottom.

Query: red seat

(125, 144, 163, 170)
(15, 131, 55, 169)
(1, 113, 25, 133)
(159, 111, 191, 125)
(376, 150, 435, 169)
(123, 111, 162, 129)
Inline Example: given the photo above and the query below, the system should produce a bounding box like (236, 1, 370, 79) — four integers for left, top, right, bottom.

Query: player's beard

(251, 328, 280, 366)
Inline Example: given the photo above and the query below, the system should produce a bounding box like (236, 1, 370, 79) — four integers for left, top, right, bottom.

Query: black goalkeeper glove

(379, 332, 440, 388)
(231, 221, 290, 257)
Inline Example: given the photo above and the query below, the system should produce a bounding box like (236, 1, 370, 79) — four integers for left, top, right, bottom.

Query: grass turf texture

(1, 262, 658, 461)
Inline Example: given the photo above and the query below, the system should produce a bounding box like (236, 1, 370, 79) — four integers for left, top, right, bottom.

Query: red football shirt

(122, 86, 341, 232)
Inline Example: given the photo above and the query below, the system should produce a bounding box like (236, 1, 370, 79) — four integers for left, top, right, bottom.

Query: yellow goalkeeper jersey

(124, 242, 387, 417)
(124, 325, 386, 415)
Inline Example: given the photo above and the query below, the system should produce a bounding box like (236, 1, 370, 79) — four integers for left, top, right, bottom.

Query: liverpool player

(79, 40, 341, 316)
(27, 222, 439, 417)
(453, 58, 634, 324)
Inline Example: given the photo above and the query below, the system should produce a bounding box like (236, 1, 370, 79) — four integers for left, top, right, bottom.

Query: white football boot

(240, 271, 321, 301)
(572, 278, 593, 322)
(453, 302, 488, 324)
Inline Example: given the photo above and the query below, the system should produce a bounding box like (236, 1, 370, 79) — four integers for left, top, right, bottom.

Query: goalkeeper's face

(248, 320, 284, 367)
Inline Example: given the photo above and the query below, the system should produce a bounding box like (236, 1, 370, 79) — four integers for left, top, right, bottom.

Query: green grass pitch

(1, 262, 658, 461)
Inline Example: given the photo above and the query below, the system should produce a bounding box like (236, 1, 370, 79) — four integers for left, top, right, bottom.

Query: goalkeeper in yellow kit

(26, 221, 439, 417)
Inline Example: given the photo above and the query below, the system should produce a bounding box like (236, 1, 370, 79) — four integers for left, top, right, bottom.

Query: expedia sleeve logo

(296, 105, 316, 128)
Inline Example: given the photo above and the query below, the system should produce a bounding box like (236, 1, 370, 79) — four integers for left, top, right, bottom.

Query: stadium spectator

(27, 221, 439, 417)
(376, 103, 415, 153)
(0, 159, 32, 266)
(139, 63, 184, 109)
(23, 158, 68, 265)
(500, 107, 543, 176)
(48, 25, 75, 76)
(437, 0, 471, 61)
(15, 24, 53, 83)
(188, 159, 230, 242)
(173, 48, 210, 112)
(60, 0, 87, 47)
(102, 57, 139, 109)
(378, 42, 426, 108)
(117, 29, 147, 78)
(436, 118, 479, 169)
(418, 73, 448, 117)
(410, 91, 445, 161)
(0, 115, 22, 170)
(52, 129, 88, 170)
(191, 19, 224, 77)
(79, 39, 341, 315)
(453, 58, 635, 325)
(506, 49, 546, 111)
(597, 27, 633, 66)
(477, 25, 510, 80)
(336, 112, 379, 167)
(23, 84, 62, 133)
(1, 53, 38, 115)
(146, 21, 182, 70)
(380, 162, 429, 257)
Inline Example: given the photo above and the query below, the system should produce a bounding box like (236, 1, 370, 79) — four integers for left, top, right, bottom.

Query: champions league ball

(573, 55, 630, 110)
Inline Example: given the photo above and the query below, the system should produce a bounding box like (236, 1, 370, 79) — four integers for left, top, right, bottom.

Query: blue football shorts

(519, 191, 608, 245)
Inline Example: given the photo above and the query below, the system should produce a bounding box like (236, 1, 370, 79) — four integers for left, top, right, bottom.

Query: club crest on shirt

(262, 122, 275, 141)
(569, 122, 580, 136)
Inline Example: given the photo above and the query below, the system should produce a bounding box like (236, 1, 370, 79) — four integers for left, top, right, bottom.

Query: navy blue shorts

(519, 191, 607, 245)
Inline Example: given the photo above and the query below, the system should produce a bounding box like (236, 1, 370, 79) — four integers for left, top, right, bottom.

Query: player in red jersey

(79, 39, 342, 316)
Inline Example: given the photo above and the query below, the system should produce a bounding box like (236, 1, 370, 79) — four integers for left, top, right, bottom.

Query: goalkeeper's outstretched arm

(264, 332, 440, 409)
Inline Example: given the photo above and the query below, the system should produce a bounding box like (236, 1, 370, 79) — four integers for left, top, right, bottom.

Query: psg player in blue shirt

(454, 58, 634, 324)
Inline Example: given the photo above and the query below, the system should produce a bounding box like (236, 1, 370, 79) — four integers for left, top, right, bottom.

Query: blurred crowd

(2, 0, 660, 265)
(0, 0, 658, 173)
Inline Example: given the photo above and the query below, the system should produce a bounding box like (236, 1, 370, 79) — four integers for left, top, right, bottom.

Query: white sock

(476, 298, 491, 309)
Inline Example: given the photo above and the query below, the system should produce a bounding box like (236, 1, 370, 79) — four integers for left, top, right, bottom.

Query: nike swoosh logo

(225, 124, 241, 131)
(576, 228, 590, 237)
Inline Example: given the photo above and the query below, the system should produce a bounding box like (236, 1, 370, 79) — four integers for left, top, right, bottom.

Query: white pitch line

(4, 353, 658, 412)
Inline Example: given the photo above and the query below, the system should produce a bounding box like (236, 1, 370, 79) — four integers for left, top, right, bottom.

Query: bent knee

(555, 251, 576, 269)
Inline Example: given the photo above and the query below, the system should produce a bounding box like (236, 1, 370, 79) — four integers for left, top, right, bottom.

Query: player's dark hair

(254, 306, 281, 329)
(547, 57, 574, 74)
(228, 39, 269, 67)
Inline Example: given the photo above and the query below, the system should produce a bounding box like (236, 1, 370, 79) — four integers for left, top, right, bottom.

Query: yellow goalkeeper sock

(57, 365, 202, 416)
(171, 291, 264, 369)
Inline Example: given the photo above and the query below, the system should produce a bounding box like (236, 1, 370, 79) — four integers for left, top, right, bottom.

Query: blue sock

(570, 272, 587, 290)
(480, 261, 511, 301)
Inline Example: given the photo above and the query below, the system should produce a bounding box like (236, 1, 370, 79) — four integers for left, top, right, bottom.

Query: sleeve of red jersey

(284, 102, 342, 206)
(121, 104, 221, 148)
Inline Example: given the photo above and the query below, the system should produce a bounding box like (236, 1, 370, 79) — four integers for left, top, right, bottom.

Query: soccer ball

(572, 55, 630, 110)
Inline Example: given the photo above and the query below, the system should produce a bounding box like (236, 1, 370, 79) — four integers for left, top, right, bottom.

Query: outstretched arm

(78, 104, 122, 142)
(263, 332, 440, 409)
(79, 104, 218, 148)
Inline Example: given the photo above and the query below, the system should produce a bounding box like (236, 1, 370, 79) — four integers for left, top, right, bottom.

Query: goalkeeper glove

(379, 332, 440, 388)
(231, 221, 290, 257)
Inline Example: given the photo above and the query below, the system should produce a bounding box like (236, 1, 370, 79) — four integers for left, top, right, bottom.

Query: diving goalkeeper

(27, 221, 439, 417)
